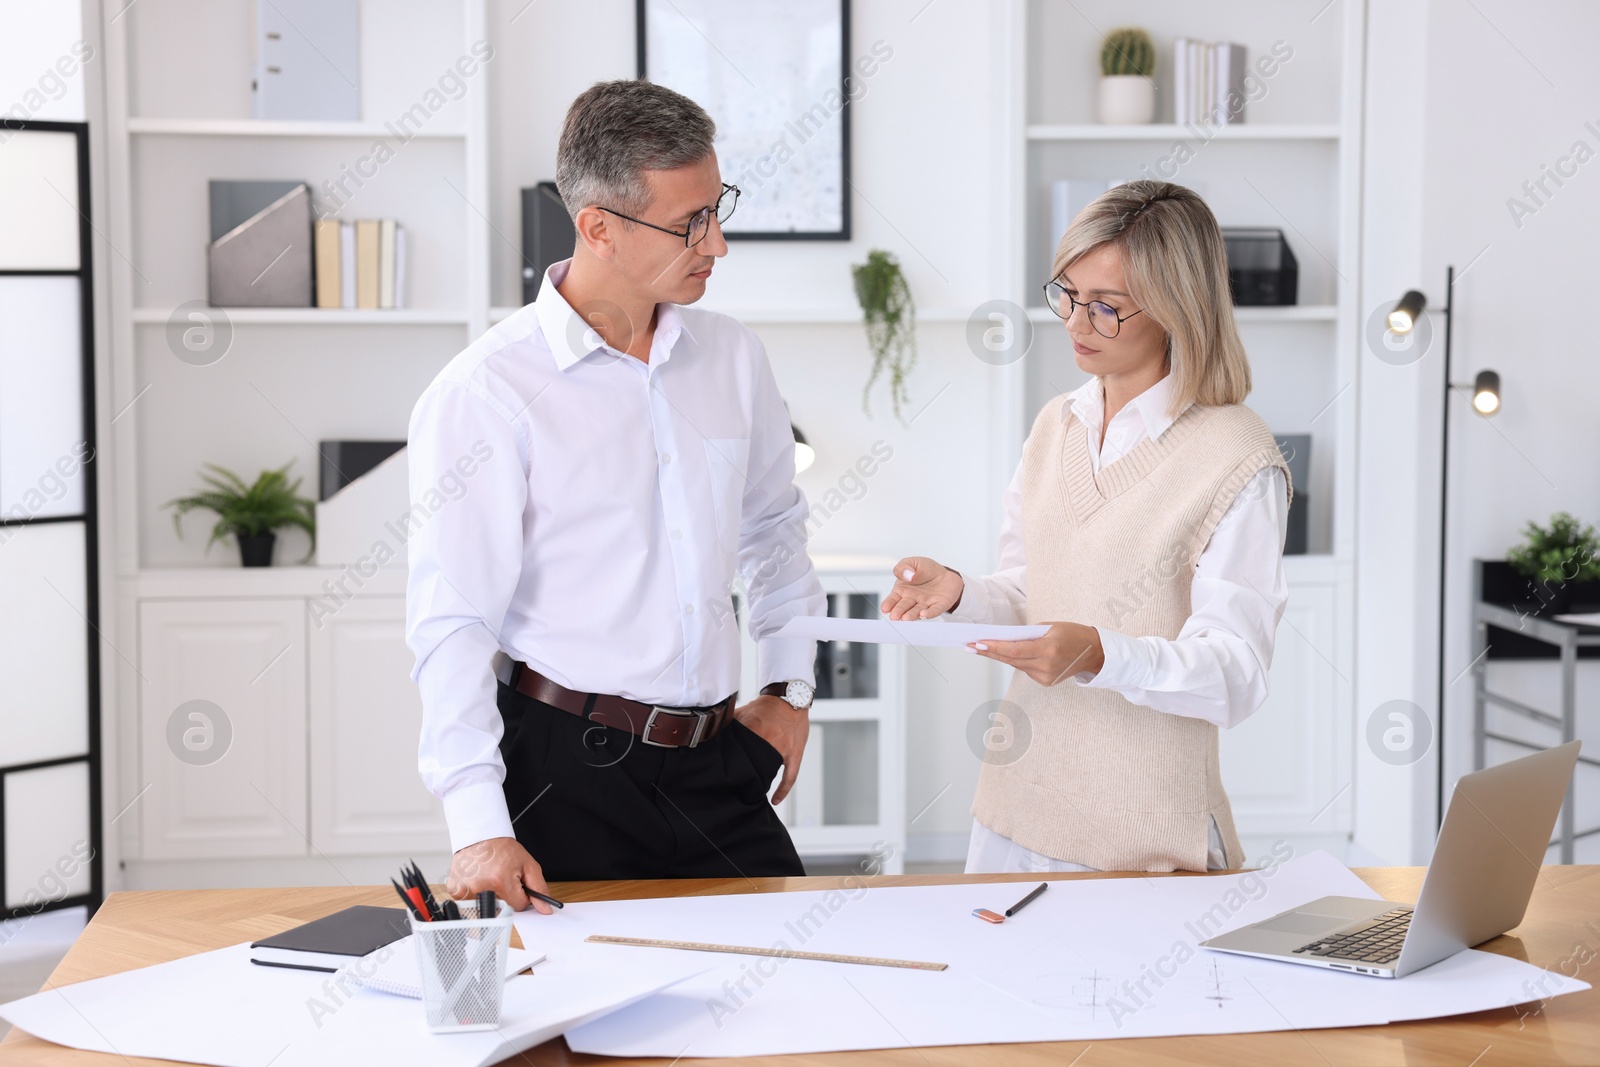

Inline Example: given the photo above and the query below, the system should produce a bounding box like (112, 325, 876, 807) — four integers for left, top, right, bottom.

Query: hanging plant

(852, 249, 916, 421)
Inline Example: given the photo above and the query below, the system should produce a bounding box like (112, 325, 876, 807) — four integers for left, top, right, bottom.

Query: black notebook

(249, 905, 411, 972)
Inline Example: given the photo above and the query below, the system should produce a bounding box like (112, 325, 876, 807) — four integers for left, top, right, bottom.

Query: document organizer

(410, 900, 514, 1032)
(1222, 227, 1298, 306)
(207, 183, 314, 307)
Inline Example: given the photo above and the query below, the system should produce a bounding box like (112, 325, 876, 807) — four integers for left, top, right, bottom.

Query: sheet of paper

(512, 852, 1589, 1058)
(352, 935, 544, 999)
(772, 615, 1050, 648)
(0, 938, 705, 1067)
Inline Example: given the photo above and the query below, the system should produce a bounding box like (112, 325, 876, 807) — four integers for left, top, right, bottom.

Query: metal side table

(1471, 573, 1600, 863)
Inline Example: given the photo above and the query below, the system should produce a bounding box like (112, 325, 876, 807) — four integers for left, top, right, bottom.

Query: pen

(527, 887, 564, 910)
(392, 878, 428, 922)
(1005, 882, 1048, 917)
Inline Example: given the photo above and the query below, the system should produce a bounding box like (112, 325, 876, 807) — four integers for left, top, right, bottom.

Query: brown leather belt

(511, 663, 735, 748)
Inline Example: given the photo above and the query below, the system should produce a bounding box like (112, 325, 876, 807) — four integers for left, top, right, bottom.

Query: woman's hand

(880, 557, 964, 620)
(969, 622, 1105, 687)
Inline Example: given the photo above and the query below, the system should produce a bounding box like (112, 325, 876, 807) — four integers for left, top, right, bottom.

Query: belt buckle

(642, 705, 710, 748)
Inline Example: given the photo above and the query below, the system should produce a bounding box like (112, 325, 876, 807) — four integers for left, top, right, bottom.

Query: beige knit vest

(970, 396, 1291, 872)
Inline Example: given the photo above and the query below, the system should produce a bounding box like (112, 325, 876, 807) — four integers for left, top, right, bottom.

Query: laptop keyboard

(1291, 907, 1412, 964)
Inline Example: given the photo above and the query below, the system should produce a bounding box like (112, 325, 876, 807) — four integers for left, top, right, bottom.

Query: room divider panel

(0, 119, 102, 920)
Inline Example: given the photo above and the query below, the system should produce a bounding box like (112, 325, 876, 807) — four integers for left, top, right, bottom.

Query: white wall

(1354, 0, 1600, 866)
(1421, 0, 1600, 861)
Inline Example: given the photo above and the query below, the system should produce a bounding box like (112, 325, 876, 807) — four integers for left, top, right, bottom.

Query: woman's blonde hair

(1052, 180, 1250, 414)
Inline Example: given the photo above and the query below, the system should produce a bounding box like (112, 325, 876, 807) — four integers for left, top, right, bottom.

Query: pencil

(1005, 882, 1048, 917)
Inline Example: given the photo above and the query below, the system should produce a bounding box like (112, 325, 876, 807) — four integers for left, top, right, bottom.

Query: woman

(882, 180, 1290, 874)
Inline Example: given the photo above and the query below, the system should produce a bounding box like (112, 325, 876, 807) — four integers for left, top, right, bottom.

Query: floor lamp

(1386, 268, 1502, 829)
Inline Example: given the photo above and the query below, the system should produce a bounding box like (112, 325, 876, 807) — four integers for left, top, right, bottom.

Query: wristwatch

(761, 680, 815, 711)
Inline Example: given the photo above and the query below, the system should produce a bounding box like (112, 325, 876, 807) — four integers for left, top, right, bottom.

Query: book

(1173, 38, 1189, 124)
(1187, 39, 1202, 124)
(249, 905, 410, 973)
(314, 218, 341, 308)
(393, 225, 407, 308)
(339, 221, 355, 308)
(1216, 42, 1247, 124)
(355, 219, 380, 309)
(379, 218, 397, 309)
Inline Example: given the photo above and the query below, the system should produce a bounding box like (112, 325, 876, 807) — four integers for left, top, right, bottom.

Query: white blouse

(949, 374, 1290, 730)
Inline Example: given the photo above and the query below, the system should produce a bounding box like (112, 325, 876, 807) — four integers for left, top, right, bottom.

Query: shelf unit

(104, 0, 490, 580)
(1026, 123, 1341, 141)
(995, 0, 1365, 849)
(735, 558, 907, 873)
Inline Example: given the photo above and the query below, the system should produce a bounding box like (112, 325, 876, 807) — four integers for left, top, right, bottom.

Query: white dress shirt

(406, 260, 824, 852)
(951, 374, 1290, 729)
(956, 375, 1288, 874)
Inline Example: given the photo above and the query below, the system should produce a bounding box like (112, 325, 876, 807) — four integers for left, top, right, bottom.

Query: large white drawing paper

(772, 615, 1050, 648)
(0, 938, 705, 1067)
(525, 852, 1587, 1058)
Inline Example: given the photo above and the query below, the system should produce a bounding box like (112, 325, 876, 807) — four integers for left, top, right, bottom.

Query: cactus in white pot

(1098, 27, 1156, 125)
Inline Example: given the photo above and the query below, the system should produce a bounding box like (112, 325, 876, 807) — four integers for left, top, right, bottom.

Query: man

(406, 80, 824, 913)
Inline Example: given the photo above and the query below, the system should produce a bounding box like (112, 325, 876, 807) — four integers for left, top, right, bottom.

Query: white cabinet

(133, 584, 449, 867)
(137, 599, 307, 859)
(1220, 576, 1348, 839)
(308, 597, 449, 854)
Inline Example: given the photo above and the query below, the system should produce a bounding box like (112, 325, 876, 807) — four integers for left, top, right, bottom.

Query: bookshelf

(104, 0, 490, 577)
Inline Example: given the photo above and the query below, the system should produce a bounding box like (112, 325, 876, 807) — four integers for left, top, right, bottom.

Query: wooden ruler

(585, 935, 948, 971)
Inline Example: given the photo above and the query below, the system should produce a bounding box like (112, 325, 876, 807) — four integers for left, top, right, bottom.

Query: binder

(252, 0, 360, 121)
(521, 182, 576, 304)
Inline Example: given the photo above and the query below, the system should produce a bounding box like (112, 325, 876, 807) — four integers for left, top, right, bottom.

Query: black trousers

(496, 681, 804, 881)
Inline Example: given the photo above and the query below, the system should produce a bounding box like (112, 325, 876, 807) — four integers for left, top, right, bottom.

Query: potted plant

(852, 248, 916, 421)
(1099, 27, 1156, 125)
(1503, 511, 1600, 615)
(167, 461, 317, 567)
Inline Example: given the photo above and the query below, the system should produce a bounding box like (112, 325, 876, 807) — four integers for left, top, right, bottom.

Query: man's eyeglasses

(1042, 278, 1146, 339)
(596, 183, 740, 248)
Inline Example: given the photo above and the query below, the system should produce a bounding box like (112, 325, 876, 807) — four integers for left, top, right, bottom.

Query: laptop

(1201, 740, 1581, 978)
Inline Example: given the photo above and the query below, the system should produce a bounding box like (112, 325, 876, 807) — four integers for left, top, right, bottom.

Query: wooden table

(3, 866, 1598, 1065)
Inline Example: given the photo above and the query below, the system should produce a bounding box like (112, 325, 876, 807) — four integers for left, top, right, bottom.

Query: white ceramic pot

(1098, 75, 1155, 125)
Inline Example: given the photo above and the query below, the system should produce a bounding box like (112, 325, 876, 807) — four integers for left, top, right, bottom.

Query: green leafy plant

(852, 249, 916, 421)
(167, 461, 316, 560)
(1100, 27, 1155, 77)
(1506, 511, 1600, 585)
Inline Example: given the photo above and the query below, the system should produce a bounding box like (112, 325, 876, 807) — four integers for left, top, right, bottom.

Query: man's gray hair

(555, 80, 716, 223)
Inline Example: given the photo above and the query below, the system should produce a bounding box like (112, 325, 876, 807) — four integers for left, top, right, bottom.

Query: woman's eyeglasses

(595, 184, 740, 248)
(1042, 278, 1146, 339)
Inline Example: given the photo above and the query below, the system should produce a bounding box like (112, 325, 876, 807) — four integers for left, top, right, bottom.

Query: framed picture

(636, 0, 851, 241)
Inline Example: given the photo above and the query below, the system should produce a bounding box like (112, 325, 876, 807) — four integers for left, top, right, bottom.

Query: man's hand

(447, 836, 553, 915)
(733, 694, 809, 804)
(879, 557, 964, 620)
(970, 622, 1105, 687)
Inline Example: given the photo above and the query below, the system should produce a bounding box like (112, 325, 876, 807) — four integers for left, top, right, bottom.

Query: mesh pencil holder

(408, 900, 514, 1032)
